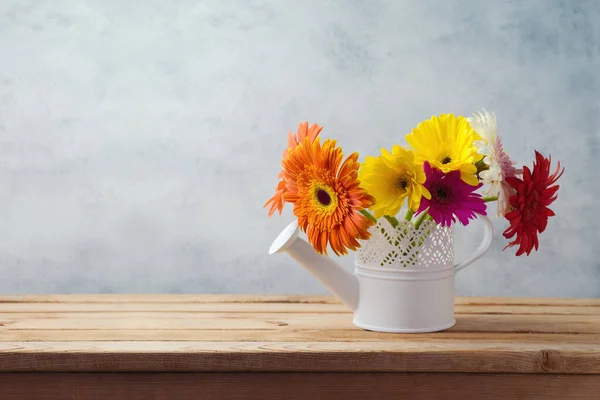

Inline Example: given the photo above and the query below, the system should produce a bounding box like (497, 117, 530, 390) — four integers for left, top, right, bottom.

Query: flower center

(523, 190, 539, 221)
(316, 189, 332, 206)
(441, 156, 452, 165)
(309, 182, 339, 215)
(396, 175, 409, 192)
(431, 183, 454, 205)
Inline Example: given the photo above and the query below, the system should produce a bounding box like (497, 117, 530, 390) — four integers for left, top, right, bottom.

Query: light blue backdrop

(0, 0, 598, 296)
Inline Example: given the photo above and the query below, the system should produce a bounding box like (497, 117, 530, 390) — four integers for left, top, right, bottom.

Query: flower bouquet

(265, 111, 563, 258)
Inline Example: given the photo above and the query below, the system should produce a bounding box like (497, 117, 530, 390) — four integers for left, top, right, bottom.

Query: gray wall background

(0, 0, 598, 296)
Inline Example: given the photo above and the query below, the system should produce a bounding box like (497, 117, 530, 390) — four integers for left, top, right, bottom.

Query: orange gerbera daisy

(264, 122, 323, 216)
(282, 137, 375, 255)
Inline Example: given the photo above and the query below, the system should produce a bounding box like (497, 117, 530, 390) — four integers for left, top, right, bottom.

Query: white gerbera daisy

(468, 110, 520, 217)
(469, 109, 497, 166)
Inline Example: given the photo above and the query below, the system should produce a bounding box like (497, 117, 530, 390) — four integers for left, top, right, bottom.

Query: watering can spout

(269, 221, 359, 311)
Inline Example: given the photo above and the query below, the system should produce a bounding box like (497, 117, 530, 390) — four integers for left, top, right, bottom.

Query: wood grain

(0, 312, 598, 333)
(0, 295, 598, 375)
(1, 330, 599, 343)
(0, 295, 343, 304)
(0, 302, 597, 314)
(0, 340, 598, 374)
(0, 294, 599, 306)
(0, 372, 599, 400)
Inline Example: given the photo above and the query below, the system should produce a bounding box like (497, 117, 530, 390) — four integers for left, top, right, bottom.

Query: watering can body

(270, 218, 493, 333)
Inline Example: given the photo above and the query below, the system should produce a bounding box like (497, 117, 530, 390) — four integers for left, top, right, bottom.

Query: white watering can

(270, 217, 493, 333)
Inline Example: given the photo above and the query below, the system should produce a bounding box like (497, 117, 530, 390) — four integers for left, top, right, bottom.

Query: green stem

(359, 209, 377, 223)
(384, 215, 399, 228)
(413, 212, 429, 230)
(415, 215, 435, 247)
(483, 196, 498, 202)
(404, 209, 414, 221)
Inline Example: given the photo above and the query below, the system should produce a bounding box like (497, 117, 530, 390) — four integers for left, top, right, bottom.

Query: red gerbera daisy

(503, 151, 564, 256)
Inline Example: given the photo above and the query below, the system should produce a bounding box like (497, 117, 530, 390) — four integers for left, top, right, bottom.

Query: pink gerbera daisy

(416, 162, 487, 227)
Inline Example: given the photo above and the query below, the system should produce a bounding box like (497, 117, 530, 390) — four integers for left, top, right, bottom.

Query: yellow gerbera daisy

(405, 114, 482, 186)
(360, 145, 431, 218)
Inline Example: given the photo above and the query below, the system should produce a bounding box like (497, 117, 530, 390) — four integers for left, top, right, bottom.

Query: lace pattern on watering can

(356, 218, 454, 270)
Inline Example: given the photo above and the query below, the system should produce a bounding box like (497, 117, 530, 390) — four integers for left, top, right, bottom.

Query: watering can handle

(453, 215, 494, 274)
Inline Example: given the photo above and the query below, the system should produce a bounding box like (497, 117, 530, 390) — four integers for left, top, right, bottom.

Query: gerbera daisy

(282, 137, 375, 255)
(406, 114, 482, 186)
(468, 110, 520, 217)
(416, 162, 487, 227)
(264, 122, 323, 216)
(359, 145, 431, 218)
(503, 151, 564, 256)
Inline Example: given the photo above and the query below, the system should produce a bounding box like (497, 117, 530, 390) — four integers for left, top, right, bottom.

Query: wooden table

(0, 295, 598, 399)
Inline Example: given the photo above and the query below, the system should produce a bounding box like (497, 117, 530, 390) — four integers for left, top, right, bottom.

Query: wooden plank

(0, 313, 598, 334)
(454, 305, 600, 315)
(0, 341, 598, 373)
(0, 372, 599, 400)
(0, 302, 351, 313)
(456, 297, 600, 306)
(0, 295, 598, 306)
(0, 302, 597, 315)
(0, 330, 597, 344)
(0, 295, 341, 304)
